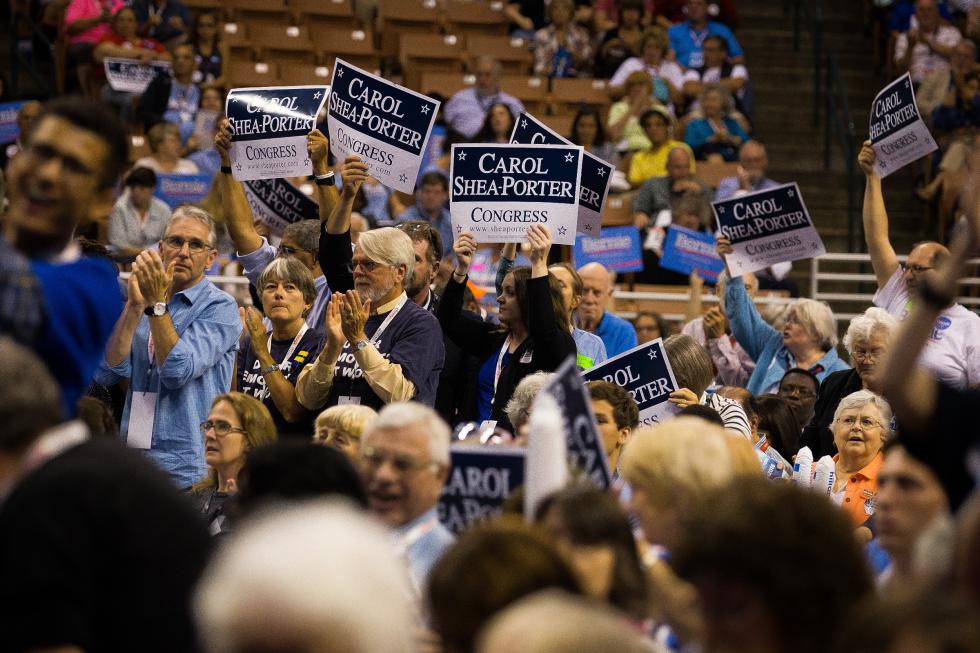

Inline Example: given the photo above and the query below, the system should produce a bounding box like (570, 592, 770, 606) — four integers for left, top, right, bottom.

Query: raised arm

(318, 157, 369, 294)
(215, 119, 263, 256)
(307, 129, 340, 223)
(495, 242, 518, 296)
(858, 140, 900, 288)
(438, 232, 500, 360)
(526, 225, 576, 366)
(717, 237, 778, 361)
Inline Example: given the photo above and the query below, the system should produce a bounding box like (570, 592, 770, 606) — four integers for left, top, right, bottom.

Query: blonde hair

(314, 404, 378, 444)
(619, 416, 734, 509)
(194, 392, 277, 491)
(357, 227, 415, 288)
(146, 121, 180, 152)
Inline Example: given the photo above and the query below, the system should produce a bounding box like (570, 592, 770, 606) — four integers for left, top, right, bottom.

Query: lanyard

(398, 511, 439, 555)
(368, 294, 409, 346)
(493, 336, 512, 395)
(268, 323, 309, 371)
(689, 27, 709, 49)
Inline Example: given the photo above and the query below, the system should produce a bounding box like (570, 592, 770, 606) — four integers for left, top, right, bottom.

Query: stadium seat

(601, 193, 634, 226)
(227, 60, 280, 88)
(694, 161, 739, 189)
(227, 0, 289, 26)
(420, 72, 474, 98)
(250, 24, 317, 64)
(466, 35, 532, 75)
(399, 33, 466, 90)
(291, 0, 356, 29)
(445, 0, 508, 35)
(377, 0, 443, 56)
(499, 75, 548, 114)
(551, 78, 612, 115)
(278, 63, 333, 87)
(312, 26, 380, 72)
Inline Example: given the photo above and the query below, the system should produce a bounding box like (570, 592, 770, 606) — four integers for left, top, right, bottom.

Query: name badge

(338, 396, 361, 405)
(520, 350, 533, 364)
(127, 391, 157, 450)
(688, 51, 705, 68)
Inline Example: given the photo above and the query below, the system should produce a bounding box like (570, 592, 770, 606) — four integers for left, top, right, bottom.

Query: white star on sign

(585, 224, 592, 231)
(787, 189, 795, 198)
(336, 68, 343, 78)
(558, 226, 567, 235)
(235, 163, 242, 171)
(457, 150, 467, 161)
(398, 173, 408, 183)
(421, 105, 430, 115)
(648, 349, 657, 359)
(313, 91, 321, 99)
(597, 166, 606, 177)
(718, 206, 726, 214)
(564, 153, 574, 163)
(455, 225, 462, 233)
(521, 119, 528, 129)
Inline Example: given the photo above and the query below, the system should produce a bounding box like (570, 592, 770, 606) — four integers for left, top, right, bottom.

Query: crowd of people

(2, 0, 980, 652)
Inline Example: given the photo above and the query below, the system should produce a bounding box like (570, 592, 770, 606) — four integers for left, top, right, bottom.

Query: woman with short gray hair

(830, 389, 891, 526)
(801, 307, 898, 458)
(238, 257, 322, 437)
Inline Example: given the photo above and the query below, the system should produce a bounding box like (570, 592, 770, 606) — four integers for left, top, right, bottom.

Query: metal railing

(9, 10, 58, 98)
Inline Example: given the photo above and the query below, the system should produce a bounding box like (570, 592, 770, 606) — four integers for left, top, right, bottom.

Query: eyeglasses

(200, 420, 247, 436)
(837, 415, 881, 430)
(278, 243, 311, 257)
(900, 263, 933, 274)
(359, 446, 437, 474)
(352, 258, 387, 273)
(851, 347, 885, 361)
(778, 385, 815, 399)
(163, 236, 212, 254)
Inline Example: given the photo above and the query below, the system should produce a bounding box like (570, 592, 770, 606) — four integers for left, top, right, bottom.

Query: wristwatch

(144, 302, 167, 317)
(354, 340, 371, 352)
(260, 363, 280, 375)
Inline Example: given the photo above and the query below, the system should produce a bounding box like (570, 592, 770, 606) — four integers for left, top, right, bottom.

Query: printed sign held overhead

(583, 339, 679, 427)
(573, 226, 643, 273)
(659, 225, 726, 281)
(327, 59, 440, 193)
(510, 112, 613, 236)
(104, 57, 171, 94)
(712, 182, 825, 275)
(154, 174, 211, 210)
(450, 143, 582, 246)
(438, 446, 525, 534)
(243, 177, 321, 236)
(225, 85, 329, 181)
(869, 72, 938, 178)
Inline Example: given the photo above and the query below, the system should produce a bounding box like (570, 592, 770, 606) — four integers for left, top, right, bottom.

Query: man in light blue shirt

(668, 0, 743, 69)
(396, 171, 454, 259)
(714, 141, 779, 202)
(97, 207, 241, 489)
(577, 262, 638, 358)
(358, 402, 455, 595)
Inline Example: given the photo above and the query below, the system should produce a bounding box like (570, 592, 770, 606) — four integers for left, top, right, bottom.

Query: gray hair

(664, 334, 714, 397)
(505, 371, 553, 430)
(258, 257, 317, 307)
(282, 219, 320, 254)
(785, 298, 838, 350)
(195, 499, 414, 653)
(842, 307, 898, 356)
(365, 401, 450, 465)
(832, 390, 893, 438)
(357, 227, 415, 289)
(168, 205, 218, 247)
(700, 82, 735, 114)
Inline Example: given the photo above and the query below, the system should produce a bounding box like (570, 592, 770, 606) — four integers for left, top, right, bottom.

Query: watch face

(153, 302, 167, 316)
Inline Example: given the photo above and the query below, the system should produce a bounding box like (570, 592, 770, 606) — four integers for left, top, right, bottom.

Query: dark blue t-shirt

(476, 346, 509, 422)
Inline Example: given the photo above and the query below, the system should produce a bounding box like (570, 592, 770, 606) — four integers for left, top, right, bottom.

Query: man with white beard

(295, 155, 445, 412)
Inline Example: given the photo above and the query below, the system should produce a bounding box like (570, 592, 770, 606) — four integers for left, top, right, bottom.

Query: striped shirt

(703, 392, 752, 438)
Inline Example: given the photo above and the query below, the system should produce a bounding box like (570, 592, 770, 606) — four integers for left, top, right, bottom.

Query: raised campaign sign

(438, 446, 526, 535)
(510, 112, 614, 236)
(869, 72, 937, 179)
(712, 182, 825, 275)
(103, 57, 171, 93)
(328, 58, 440, 193)
(0, 101, 26, 144)
(583, 338, 679, 427)
(154, 173, 211, 210)
(450, 143, 583, 246)
(539, 356, 612, 489)
(659, 225, 726, 281)
(243, 177, 320, 236)
(573, 226, 643, 273)
(225, 85, 329, 181)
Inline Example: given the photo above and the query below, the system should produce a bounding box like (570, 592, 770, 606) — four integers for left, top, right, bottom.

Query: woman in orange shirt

(830, 389, 891, 526)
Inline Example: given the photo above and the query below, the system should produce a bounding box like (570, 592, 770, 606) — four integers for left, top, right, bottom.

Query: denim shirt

(394, 507, 455, 595)
(95, 277, 241, 488)
(725, 276, 849, 395)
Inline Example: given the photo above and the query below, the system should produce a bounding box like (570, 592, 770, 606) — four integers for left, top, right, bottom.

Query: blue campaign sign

(154, 173, 211, 210)
(541, 356, 611, 489)
(510, 112, 612, 235)
(573, 226, 642, 273)
(450, 143, 582, 245)
(0, 101, 26, 144)
(583, 338, 679, 427)
(243, 177, 320, 236)
(103, 57, 171, 94)
(659, 225, 725, 281)
(328, 58, 440, 193)
(225, 85, 329, 181)
(712, 182, 824, 276)
(869, 72, 937, 178)
(438, 446, 526, 534)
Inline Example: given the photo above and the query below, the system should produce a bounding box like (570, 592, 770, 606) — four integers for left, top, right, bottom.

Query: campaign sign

(573, 226, 643, 273)
(541, 356, 612, 489)
(225, 85, 329, 181)
(712, 182, 825, 276)
(869, 73, 937, 179)
(328, 58, 440, 193)
(103, 57, 172, 94)
(243, 177, 320, 235)
(154, 173, 211, 210)
(438, 446, 526, 535)
(0, 101, 26, 144)
(450, 143, 582, 246)
(510, 112, 613, 236)
(660, 225, 725, 281)
(583, 338, 679, 427)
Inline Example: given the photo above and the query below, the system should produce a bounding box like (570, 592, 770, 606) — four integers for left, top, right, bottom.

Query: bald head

(474, 56, 503, 95)
(577, 262, 613, 327)
(904, 241, 950, 290)
(666, 147, 693, 181)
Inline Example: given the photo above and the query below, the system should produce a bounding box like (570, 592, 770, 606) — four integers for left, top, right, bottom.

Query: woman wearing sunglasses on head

(193, 392, 277, 535)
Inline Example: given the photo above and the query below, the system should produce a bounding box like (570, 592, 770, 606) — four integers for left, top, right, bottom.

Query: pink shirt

(682, 316, 756, 387)
(64, 0, 126, 45)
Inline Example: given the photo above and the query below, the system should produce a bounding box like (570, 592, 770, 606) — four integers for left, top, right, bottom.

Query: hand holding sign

(215, 118, 232, 167)
(453, 232, 477, 277)
(857, 140, 876, 177)
(703, 306, 728, 340)
(307, 129, 330, 175)
(339, 155, 370, 196)
(668, 387, 700, 409)
(526, 224, 552, 276)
